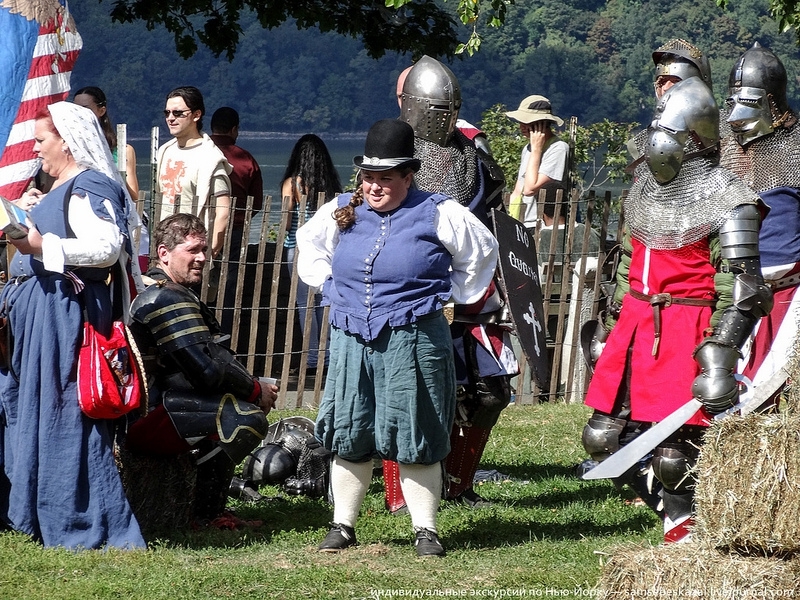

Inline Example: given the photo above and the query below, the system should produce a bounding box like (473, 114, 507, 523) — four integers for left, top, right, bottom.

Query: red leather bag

(77, 320, 147, 419)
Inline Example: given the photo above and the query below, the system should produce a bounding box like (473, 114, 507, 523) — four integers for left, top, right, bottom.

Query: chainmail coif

(720, 116, 800, 193)
(414, 130, 480, 206)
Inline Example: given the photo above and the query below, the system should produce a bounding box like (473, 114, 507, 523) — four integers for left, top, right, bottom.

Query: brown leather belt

(768, 272, 800, 291)
(628, 289, 715, 356)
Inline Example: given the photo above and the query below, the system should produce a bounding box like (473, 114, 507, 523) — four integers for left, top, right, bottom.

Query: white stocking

(330, 455, 372, 528)
(398, 462, 442, 532)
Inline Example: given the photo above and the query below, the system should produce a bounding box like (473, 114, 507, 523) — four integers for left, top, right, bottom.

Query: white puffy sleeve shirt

(296, 194, 499, 305)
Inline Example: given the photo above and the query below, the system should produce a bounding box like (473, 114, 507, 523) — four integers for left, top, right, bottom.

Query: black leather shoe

(414, 528, 445, 557)
(451, 488, 491, 508)
(318, 523, 357, 552)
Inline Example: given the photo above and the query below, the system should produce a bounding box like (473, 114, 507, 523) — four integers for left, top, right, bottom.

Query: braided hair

(333, 181, 364, 230)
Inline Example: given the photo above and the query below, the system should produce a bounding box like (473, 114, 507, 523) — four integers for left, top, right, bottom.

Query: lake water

(130, 134, 364, 200)
(129, 134, 364, 242)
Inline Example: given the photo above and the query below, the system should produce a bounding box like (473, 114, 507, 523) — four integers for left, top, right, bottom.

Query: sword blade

(736, 366, 789, 417)
(582, 366, 789, 481)
(581, 399, 703, 480)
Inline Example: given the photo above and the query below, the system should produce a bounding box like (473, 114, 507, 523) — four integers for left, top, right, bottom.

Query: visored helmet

(652, 39, 712, 97)
(242, 416, 317, 485)
(645, 76, 719, 184)
(727, 42, 789, 147)
(242, 444, 297, 485)
(399, 55, 462, 146)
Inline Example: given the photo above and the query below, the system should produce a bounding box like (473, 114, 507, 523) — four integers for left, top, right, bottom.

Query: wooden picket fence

(145, 188, 623, 409)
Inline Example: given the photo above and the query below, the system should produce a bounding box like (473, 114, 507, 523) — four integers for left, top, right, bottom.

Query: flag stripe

(33, 31, 83, 58)
(27, 49, 81, 81)
(0, 14, 81, 200)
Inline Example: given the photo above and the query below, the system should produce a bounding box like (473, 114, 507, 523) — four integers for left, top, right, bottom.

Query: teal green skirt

(315, 310, 456, 464)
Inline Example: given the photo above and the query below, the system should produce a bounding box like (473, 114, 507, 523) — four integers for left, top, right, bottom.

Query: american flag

(0, 0, 82, 200)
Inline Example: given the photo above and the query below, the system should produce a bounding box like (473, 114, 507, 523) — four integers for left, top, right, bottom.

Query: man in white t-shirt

(505, 95, 569, 228)
(155, 86, 231, 258)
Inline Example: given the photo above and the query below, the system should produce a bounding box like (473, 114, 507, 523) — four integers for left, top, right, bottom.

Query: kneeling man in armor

(124, 213, 276, 521)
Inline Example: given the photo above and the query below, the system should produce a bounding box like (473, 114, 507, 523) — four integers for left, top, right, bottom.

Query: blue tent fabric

(0, 10, 37, 153)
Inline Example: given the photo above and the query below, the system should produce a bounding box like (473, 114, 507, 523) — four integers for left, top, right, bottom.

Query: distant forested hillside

(70, 0, 800, 137)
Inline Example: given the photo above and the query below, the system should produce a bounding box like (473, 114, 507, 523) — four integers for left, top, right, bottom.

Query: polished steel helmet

(242, 443, 297, 485)
(652, 39, 712, 94)
(399, 55, 462, 146)
(264, 416, 315, 445)
(645, 76, 719, 183)
(727, 42, 789, 147)
(241, 416, 317, 485)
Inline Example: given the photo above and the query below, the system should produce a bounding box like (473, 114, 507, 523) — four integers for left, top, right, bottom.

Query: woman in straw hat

(505, 95, 569, 228)
(296, 119, 498, 557)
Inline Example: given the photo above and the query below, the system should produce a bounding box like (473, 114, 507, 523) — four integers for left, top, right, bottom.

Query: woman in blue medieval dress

(0, 101, 145, 549)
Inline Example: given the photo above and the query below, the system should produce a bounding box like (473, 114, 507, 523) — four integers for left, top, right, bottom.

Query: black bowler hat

(353, 119, 421, 172)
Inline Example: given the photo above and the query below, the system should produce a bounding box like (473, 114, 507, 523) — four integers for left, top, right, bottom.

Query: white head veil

(48, 101, 121, 185)
(46, 101, 144, 293)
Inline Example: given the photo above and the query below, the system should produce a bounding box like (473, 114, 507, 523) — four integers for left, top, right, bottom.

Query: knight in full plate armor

(582, 76, 772, 543)
(719, 43, 800, 406)
(581, 38, 715, 518)
(381, 55, 517, 512)
(124, 213, 273, 521)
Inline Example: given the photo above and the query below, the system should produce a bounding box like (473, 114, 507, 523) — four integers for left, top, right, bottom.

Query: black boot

(194, 444, 237, 520)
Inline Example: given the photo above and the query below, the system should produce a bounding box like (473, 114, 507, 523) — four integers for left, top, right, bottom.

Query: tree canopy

(105, 0, 512, 60)
(718, 0, 800, 45)
(74, 0, 800, 138)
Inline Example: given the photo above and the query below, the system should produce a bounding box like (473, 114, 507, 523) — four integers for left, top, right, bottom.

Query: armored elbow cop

(719, 203, 773, 321)
(693, 204, 773, 413)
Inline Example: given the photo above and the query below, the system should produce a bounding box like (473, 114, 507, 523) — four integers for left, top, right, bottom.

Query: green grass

(0, 403, 661, 600)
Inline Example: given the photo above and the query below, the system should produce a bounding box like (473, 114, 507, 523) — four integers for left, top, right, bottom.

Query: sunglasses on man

(163, 109, 191, 118)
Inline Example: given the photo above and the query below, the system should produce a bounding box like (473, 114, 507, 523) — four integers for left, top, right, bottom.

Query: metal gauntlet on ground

(692, 204, 773, 414)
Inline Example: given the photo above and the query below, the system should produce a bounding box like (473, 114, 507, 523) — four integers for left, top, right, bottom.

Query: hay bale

(596, 541, 800, 599)
(116, 446, 197, 540)
(693, 412, 800, 555)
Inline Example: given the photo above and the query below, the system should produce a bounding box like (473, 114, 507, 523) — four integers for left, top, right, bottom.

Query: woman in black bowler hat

(296, 119, 499, 556)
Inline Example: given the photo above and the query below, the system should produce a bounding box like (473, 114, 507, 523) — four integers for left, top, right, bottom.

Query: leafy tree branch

(106, 0, 515, 60)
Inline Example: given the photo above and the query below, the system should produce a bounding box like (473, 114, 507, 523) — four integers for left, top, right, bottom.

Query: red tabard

(584, 237, 716, 426)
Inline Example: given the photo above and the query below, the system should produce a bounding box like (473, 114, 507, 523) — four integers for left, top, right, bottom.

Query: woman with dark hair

(296, 119, 498, 556)
(0, 102, 145, 549)
(73, 86, 139, 200)
(281, 134, 342, 370)
(74, 86, 148, 271)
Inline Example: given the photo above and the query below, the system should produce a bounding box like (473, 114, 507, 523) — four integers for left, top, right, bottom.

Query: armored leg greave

(444, 424, 491, 499)
(652, 425, 703, 543)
